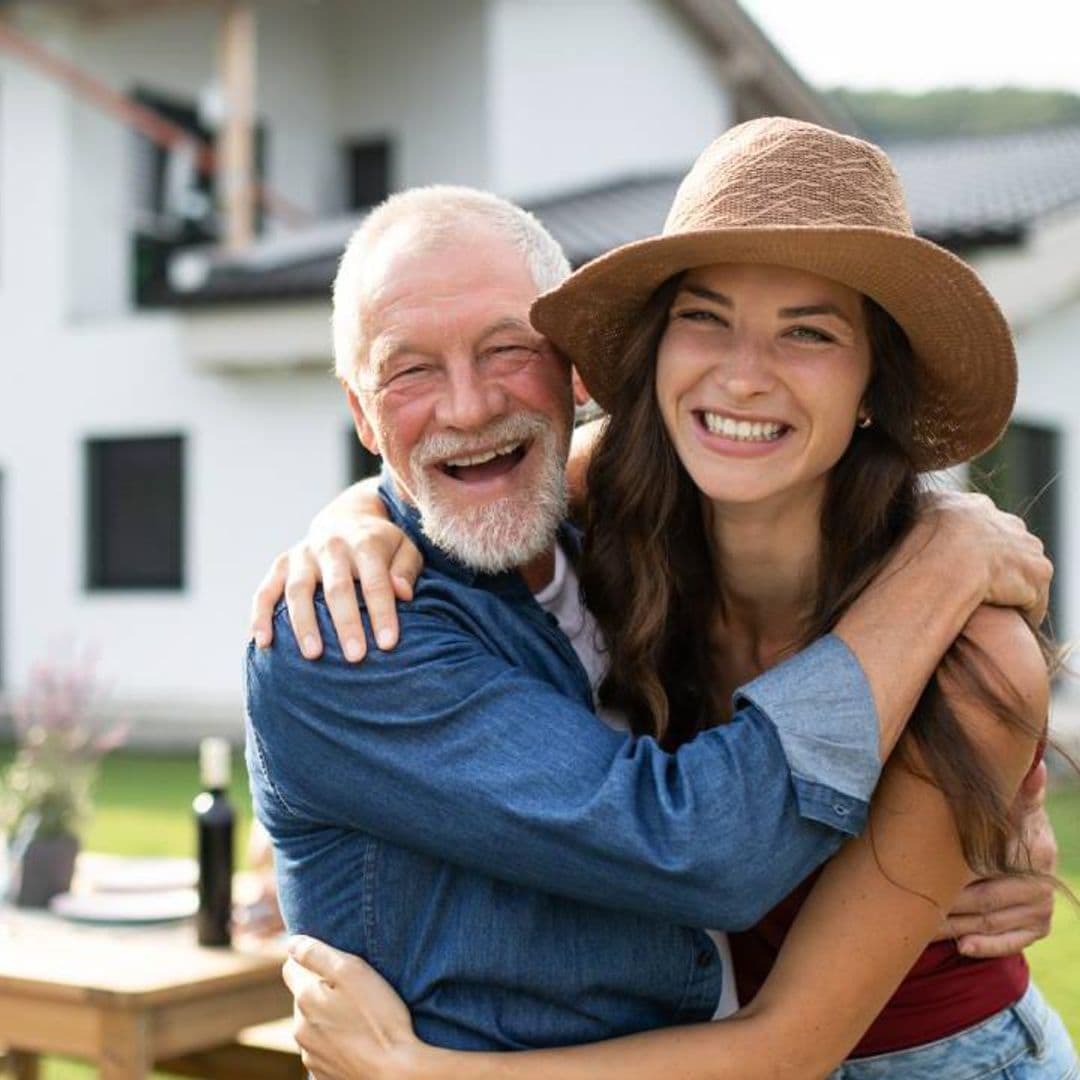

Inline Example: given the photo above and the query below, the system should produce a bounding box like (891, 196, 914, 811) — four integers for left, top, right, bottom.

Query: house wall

(486, 0, 732, 200)
(1, 295, 349, 739)
(0, 0, 839, 745)
(971, 207, 1080, 657)
(332, 0, 489, 194)
(0, 16, 351, 737)
(54, 0, 487, 323)
(0, 13, 73, 325)
(1011, 298, 1080, 651)
(63, 1, 348, 321)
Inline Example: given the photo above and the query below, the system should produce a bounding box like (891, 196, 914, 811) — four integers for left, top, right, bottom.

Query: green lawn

(2, 748, 1078, 1076)
(1028, 785, 1080, 1043)
(1, 748, 254, 1080)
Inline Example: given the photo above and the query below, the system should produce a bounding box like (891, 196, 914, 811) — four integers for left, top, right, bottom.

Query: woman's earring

(857, 413, 873, 429)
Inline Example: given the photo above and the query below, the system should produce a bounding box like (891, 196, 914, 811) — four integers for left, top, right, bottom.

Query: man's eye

(388, 365, 433, 384)
(485, 346, 534, 366)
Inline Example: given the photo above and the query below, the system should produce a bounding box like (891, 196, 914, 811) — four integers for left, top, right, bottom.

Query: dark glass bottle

(193, 737, 234, 947)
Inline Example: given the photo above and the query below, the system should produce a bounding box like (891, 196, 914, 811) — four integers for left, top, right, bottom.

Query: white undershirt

(533, 544, 739, 1020)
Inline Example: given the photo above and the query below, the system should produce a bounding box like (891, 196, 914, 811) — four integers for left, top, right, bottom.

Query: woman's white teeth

(444, 442, 522, 468)
(702, 413, 784, 441)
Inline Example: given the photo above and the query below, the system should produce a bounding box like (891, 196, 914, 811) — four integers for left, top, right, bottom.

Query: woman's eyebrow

(681, 285, 733, 306)
(778, 302, 854, 325)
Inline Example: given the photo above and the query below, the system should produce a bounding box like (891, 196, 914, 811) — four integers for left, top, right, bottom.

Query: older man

(245, 186, 1053, 1051)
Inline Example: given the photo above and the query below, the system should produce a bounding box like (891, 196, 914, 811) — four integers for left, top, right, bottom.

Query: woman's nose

(714, 336, 776, 399)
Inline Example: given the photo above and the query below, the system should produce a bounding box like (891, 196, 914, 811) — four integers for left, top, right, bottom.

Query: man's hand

(249, 522, 422, 662)
(935, 763, 1058, 958)
(916, 490, 1053, 627)
(834, 491, 1053, 760)
(284, 935, 422, 1080)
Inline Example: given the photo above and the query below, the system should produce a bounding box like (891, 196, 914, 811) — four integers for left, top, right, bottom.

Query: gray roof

(889, 125, 1080, 244)
(166, 124, 1080, 307)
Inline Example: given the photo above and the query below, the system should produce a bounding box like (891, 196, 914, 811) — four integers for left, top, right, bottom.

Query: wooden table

(0, 906, 292, 1079)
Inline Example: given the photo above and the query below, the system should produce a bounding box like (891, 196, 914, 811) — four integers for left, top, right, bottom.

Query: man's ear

(342, 382, 381, 456)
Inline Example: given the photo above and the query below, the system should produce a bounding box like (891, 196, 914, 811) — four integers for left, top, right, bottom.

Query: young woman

(275, 119, 1076, 1078)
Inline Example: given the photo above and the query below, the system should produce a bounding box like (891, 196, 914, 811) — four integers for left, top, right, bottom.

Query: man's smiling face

(346, 220, 574, 572)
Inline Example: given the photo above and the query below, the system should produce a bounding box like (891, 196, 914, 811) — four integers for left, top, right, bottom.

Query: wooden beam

(0, 12, 311, 229)
(218, 0, 256, 252)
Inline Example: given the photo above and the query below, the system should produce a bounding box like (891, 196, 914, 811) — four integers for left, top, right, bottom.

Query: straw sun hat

(530, 117, 1016, 471)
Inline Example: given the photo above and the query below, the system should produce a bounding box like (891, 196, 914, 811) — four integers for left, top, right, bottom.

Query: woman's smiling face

(655, 263, 873, 510)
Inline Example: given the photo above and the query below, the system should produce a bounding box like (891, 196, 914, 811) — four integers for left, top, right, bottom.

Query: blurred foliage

(1, 651, 125, 840)
(827, 86, 1080, 140)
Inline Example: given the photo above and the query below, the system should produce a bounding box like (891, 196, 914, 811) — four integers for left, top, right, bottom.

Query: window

(86, 436, 184, 590)
(348, 429, 382, 484)
(343, 138, 393, 210)
(131, 87, 267, 305)
(972, 420, 1062, 626)
(130, 89, 217, 306)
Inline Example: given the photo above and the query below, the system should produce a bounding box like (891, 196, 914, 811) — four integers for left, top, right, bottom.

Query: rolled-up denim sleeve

(735, 634, 879, 835)
(247, 598, 876, 931)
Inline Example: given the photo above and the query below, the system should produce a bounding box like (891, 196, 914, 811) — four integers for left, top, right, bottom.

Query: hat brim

(530, 226, 1016, 471)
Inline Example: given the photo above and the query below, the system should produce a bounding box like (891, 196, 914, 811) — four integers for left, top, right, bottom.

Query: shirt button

(833, 802, 850, 816)
(696, 948, 714, 968)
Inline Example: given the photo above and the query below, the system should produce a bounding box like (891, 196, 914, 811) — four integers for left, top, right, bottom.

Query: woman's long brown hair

(579, 277, 1057, 881)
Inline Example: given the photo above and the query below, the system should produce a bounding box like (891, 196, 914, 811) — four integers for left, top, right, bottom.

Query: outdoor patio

(2, 747, 1078, 1078)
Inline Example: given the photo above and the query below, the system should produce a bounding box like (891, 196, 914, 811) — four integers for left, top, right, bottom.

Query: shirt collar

(377, 471, 580, 601)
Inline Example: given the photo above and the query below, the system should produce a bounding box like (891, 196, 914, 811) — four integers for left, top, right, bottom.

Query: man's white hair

(332, 185, 571, 383)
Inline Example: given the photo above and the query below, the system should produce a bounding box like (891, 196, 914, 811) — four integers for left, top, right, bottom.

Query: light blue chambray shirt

(246, 482, 881, 1050)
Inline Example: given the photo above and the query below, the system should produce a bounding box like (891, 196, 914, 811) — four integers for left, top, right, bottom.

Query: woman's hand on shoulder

(249, 480, 423, 663)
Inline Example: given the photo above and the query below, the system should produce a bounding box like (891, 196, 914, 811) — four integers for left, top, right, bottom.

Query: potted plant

(1, 651, 125, 907)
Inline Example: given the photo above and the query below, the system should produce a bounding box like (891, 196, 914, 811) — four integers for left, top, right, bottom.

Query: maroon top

(732, 745, 1045, 1057)
(730, 875, 1029, 1057)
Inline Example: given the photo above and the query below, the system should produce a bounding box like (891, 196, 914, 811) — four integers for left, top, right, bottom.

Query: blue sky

(739, 1, 1080, 93)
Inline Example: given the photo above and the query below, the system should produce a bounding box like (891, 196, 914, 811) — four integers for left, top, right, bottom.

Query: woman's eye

(675, 308, 724, 324)
(787, 326, 833, 343)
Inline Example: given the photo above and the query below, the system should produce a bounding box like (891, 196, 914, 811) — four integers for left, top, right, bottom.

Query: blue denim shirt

(245, 483, 881, 1050)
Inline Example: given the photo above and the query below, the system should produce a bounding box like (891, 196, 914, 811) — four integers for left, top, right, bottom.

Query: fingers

(285, 545, 324, 659)
(1015, 761, 1048, 810)
(282, 954, 311, 994)
(288, 934, 346, 984)
(356, 547, 402, 652)
(257, 526, 420, 664)
(249, 553, 288, 648)
(389, 540, 423, 602)
(947, 873, 1053, 916)
(1021, 824, 1059, 877)
(320, 537, 368, 663)
(355, 529, 422, 650)
(940, 898, 1051, 936)
(955, 928, 1045, 959)
(927, 493, 1054, 622)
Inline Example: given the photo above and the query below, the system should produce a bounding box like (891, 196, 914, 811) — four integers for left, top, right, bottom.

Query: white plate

(49, 888, 199, 924)
(76, 854, 198, 893)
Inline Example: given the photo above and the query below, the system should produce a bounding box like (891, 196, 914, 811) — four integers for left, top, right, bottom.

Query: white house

(0, 0, 844, 744)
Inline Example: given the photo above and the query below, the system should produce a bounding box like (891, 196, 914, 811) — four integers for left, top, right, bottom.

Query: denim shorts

(830, 983, 1079, 1080)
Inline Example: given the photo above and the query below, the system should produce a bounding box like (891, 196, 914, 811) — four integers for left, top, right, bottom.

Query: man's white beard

(409, 413, 567, 574)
